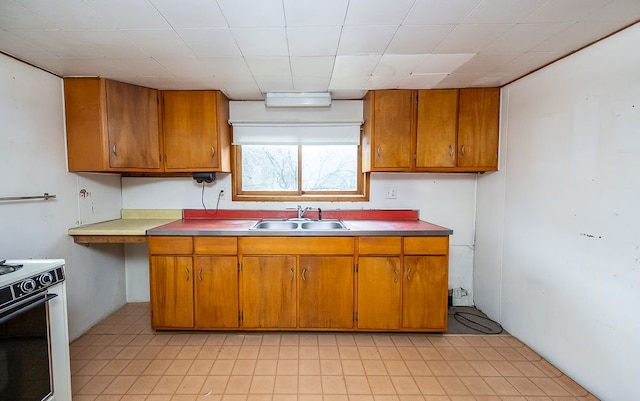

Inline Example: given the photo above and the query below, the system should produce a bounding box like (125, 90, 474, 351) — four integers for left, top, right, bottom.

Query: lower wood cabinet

(149, 235, 449, 332)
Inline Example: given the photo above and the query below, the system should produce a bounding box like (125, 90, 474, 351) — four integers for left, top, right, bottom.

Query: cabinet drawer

(358, 237, 401, 255)
(194, 237, 237, 254)
(239, 237, 355, 255)
(148, 236, 193, 254)
(403, 237, 448, 255)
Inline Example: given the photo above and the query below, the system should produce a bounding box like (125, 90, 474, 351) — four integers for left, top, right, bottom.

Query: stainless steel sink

(250, 219, 347, 230)
(300, 221, 347, 230)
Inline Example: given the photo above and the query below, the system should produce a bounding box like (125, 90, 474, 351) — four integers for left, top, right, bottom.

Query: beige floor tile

(77, 375, 116, 395)
(277, 359, 300, 375)
(345, 375, 371, 394)
(482, 377, 519, 396)
(239, 346, 261, 359)
(201, 375, 230, 394)
(321, 359, 344, 375)
(226, 376, 253, 394)
(319, 346, 340, 359)
(416, 348, 442, 361)
(233, 359, 257, 375)
(300, 345, 320, 359)
(339, 346, 360, 359)
(436, 377, 470, 396)
(144, 359, 171, 375)
(250, 375, 276, 394)
(279, 346, 299, 359)
(404, 361, 432, 377)
(322, 376, 348, 394)
(298, 375, 323, 394)
(187, 359, 215, 375)
(76, 360, 110, 376)
(212, 360, 236, 375)
(152, 375, 185, 394)
(413, 376, 446, 396)
(367, 376, 396, 395)
(259, 346, 281, 359)
(102, 375, 137, 394)
(378, 347, 402, 360)
(300, 359, 321, 375)
(176, 375, 206, 394)
(274, 375, 298, 394)
(358, 347, 381, 360)
(166, 359, 195, 375)
(505, 377, 545, 396)
(255, 360, 278, 375)
(341, 360, 366, 375)
(398, 347, 422, 361)
(126, 375, 161, 394)
(458, 377, 494, 396)
(362, 360, 388, 376)
(426, 361, 455, 377)
(219, 346, 241, 359)
(446, 361, 477, 377)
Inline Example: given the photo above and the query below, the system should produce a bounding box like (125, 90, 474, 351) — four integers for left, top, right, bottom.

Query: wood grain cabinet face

(357, 256, 402, 330)
(416, 89, 459, 168)
(194, 256, 239, 329)
(457, 88, 500, 170)
(149, 256, 194, 329)
(64, 77, 162, 172)
(402, 255, 448, 330)
(161, 90, 231, 172)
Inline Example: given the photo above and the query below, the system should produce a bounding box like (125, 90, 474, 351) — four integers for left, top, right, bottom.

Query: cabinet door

(371, 90, 415, 170)
(194, 256, 239, 328)
(162, 91, 222, 171)
(242, 256, 297, 328)
(457, 88, 500, 169)
(150, 256, 194, 329)
(416, 89, 458, 168)
(357, 257, 401, 330)
(402, 255, 448, 330)
(105, 79, 161, 169)
(299, 256, 354, 329)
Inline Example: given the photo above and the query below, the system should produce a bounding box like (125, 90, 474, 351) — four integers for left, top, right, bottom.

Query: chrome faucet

(297, 205, 312, 219)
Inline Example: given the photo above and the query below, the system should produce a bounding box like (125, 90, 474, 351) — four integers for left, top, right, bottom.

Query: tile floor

(70, 303, 599, 401)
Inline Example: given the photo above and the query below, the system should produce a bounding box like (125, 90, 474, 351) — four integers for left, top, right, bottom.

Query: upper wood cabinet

(161, 90, 231, 172)
(64, 77, 162, 172)
(363, 88, 500, 173)
(362, 90, 415, 171)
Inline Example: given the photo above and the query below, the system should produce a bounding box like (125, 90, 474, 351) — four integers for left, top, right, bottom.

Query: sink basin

(252, 221, 299, 230)
(250, 219, 348, 230)
(300, 221, 347, 230)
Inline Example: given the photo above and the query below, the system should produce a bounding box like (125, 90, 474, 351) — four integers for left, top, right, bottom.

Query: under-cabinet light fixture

(265, 92, 332, 108)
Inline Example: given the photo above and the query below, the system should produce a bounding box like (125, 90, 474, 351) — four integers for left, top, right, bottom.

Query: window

(233, 144, 369, 201)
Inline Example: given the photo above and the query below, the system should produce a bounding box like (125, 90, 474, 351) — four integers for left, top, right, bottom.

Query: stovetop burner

(0, 260, 24, 275)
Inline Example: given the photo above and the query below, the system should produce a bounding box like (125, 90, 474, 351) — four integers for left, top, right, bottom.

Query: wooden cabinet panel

(358, 237, 401, 255)
(416, 89, 458, 168)
(457, 88, 500, 169)
(194, 237, 237, 254)
(161, 90, 231, 172)
(64, 77, 162, 172)
(363, 90, 415, 171)
(357, 257, 401, 330)
(150, 256, 194, 329)
(298, 256, 354, 329)
(194, 256, 239, 328)
(402, 255, 448, 330)
(239, 237, 354, 255)
(241, 256, 297, 328)
(148, 236, 193, 255)
(403, 236, 449, 255)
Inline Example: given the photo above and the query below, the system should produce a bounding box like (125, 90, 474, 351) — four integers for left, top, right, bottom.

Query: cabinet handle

(394, 269, 399, 283)
(376, 146, 382, 157)
(112, 144, 118, 156)
(461, 145, 465, 156)
(289, 267, 294, 281)
(449, 145, 454, 157)
(211, 146, 215, 159)
(198, 268, 203, 281)
(302, 268, 307, 281)
(185, 268, 190, 281)
(406, 268, 411, 281)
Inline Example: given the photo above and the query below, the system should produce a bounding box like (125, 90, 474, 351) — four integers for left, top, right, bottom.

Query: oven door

(0, 292, 57, 401)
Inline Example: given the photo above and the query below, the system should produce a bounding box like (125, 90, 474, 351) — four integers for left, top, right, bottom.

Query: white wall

(475, 23, 640, 401)
(0, 54, 126, 341)
(122, 172, 478, 304)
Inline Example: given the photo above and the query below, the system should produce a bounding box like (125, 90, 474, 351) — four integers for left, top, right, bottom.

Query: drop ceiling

(1, 0, 638, 100)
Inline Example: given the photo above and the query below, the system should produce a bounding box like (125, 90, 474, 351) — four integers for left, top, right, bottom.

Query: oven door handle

(0, 293, 57, 324)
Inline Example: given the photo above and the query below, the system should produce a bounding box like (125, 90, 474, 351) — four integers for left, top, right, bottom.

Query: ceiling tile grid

(0, 0, 638, 99)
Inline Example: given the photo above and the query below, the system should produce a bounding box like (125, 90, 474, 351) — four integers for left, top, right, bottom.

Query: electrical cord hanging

(448, 310, 504, 335)
(201, 181, 223, 216)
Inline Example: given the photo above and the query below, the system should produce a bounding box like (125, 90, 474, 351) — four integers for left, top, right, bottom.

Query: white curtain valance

(232, 123, 361, 145)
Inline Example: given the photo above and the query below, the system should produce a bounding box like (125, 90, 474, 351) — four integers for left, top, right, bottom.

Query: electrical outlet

(219, 189, 226, 199)
(385, 187, 397, 199)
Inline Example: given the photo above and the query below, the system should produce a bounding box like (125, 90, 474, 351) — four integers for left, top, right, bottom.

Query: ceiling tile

(81, 0, 170, 29)
(372, 54, 426, 77)
(244, 57, 291, 76)
(329, 89, 368, 100)
(434, 23, 512, 53)
(290, 56, 335, 78)
(123, 29, 196, 58)
(454, 53, 519, 73)
(254, 74, 295, 92)
(344, 0, 415, 26)
(283, 0, 349, 26)
(0, 1, 53, 29)
(497, 51, 564, 78)
(464, 0, 547, 24)
(287, 26, 341, 57)
(533, 21, 627, 52)
(586, 0, 640, 22)
(386, 25, 455, 54)
(330, 55, 381, 88)
(292, 76, 331, 92)
(337, 26, 397, 55)
(413, 53, 476, 74)
(176, 28, 242, 57)
(482, 23, 572, 53)
(217, 0, 285, 27)
(0, 30, 56, 62)
(154, 57, 251, 77)
(232, 27, 288, 57)
(524, 0, 612, 23)
(404, 0, 482, 24)
(437, 72, 504, 87)
(149, 0, 227, 28)
(16, 0, 106, 30)
(398, 73, 449, 89)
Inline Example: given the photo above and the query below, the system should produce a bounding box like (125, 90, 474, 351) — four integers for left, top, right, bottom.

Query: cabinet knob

(449, 145, 454, 157)
(302, 268, 307, 281)
(211, 146, 216, 159)
(198, 268, 203, 281)
(394, 269, 399, 283)
(376, 146, 382, 157)
(461, 145, 466, 156)
(112, 144, 118, 156)
(406, 268, 412, 281)
(289, 267, 295, 281)
(185, 268, 190, 281)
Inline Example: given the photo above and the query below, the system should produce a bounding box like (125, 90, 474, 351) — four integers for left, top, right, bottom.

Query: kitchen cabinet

(363, 88, 500, 172)
(148, 237, 194, 329)
(161, 90, 232, 172)
(238, 237, 355, 330)
(357, 237, 402, 330)
(64, 77, 162, 173)
(402, 237, 449, 331)
(362, 90, 415, 171)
